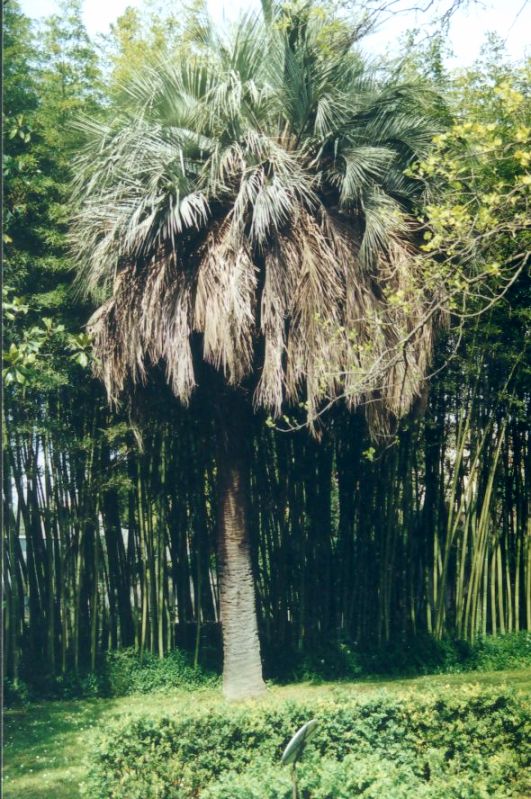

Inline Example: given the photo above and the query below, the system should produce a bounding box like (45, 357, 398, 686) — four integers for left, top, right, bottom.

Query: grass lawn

(4, 668, 530, 799)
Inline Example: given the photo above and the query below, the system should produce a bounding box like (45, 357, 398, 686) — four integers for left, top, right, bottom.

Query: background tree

(3, 0, 107, 683)
(100, 2, 203, 93)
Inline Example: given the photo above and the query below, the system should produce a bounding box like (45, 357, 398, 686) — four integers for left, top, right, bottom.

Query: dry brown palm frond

(88, 254, 196, 406)
(254, 243, 292, 416)
(194, 221, 258, 384)
(88, 204, 442, 437)
(141, 256, 196, 403)
(282, 210, 346, 422)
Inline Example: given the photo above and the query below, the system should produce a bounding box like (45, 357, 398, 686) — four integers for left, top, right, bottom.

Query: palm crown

(72, 1, 444, 431)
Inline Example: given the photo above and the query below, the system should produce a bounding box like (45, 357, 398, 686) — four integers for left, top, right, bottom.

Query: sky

(18, 0, 531, 67)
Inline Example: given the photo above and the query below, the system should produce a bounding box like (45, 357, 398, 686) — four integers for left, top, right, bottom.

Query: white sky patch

(17, 0, 531, 66)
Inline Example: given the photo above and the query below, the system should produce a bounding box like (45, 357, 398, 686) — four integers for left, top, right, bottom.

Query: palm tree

(71, 0, 444, 699)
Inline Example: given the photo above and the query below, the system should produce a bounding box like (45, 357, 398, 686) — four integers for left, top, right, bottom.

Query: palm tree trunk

(215, 390, 265, 700)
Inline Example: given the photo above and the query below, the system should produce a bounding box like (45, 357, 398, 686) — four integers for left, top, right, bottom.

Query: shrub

(263, 638, 365, 683)
(98, 647, 218, 697)
(83, 686, 531, 799)
(4, 647, 218, 705)
(471, 633, 531, 671)
(3, 678, 30, 707)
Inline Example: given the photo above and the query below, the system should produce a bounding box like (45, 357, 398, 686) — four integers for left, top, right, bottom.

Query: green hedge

(202, 751, 526, 799)
(83, 686, 531, 798)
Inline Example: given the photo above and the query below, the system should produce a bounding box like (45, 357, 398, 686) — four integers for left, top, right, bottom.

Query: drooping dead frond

(254, 210, 442, 435)
(88, 256, 197, 406)
(282, 210, 346, 422)
(194, 222, 258, 384)
(88, 205, 442, 438)
(141, 258, 196, 402)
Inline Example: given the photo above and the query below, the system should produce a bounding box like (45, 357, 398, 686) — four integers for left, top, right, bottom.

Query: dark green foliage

(469, 633, 531, 671)
(3, 678, 31, 708)
(98, 648, 218, 697)
(264, 632, 531, 683)
(83, 686, 531, 798)
(351, 632, 531, 679)
(4, 648, 217, 705)
(6, 632, 529, 703)
(3, 0, 102, 313)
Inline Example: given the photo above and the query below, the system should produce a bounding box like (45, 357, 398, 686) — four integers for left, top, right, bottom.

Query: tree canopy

(71, 1, 447, 431)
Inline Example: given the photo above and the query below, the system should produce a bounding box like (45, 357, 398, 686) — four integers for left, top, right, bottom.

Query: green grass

(4, 668, 531, 799)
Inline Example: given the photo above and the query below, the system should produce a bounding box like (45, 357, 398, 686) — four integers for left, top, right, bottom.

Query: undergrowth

(5, 631, 530, 705)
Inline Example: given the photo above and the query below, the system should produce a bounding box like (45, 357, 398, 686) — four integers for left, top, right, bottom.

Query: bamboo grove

(3, 0, 530, 685)
(4, 325, 530, 682)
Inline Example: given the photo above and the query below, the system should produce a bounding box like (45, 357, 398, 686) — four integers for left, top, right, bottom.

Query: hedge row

(83, 685, 531, 798)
